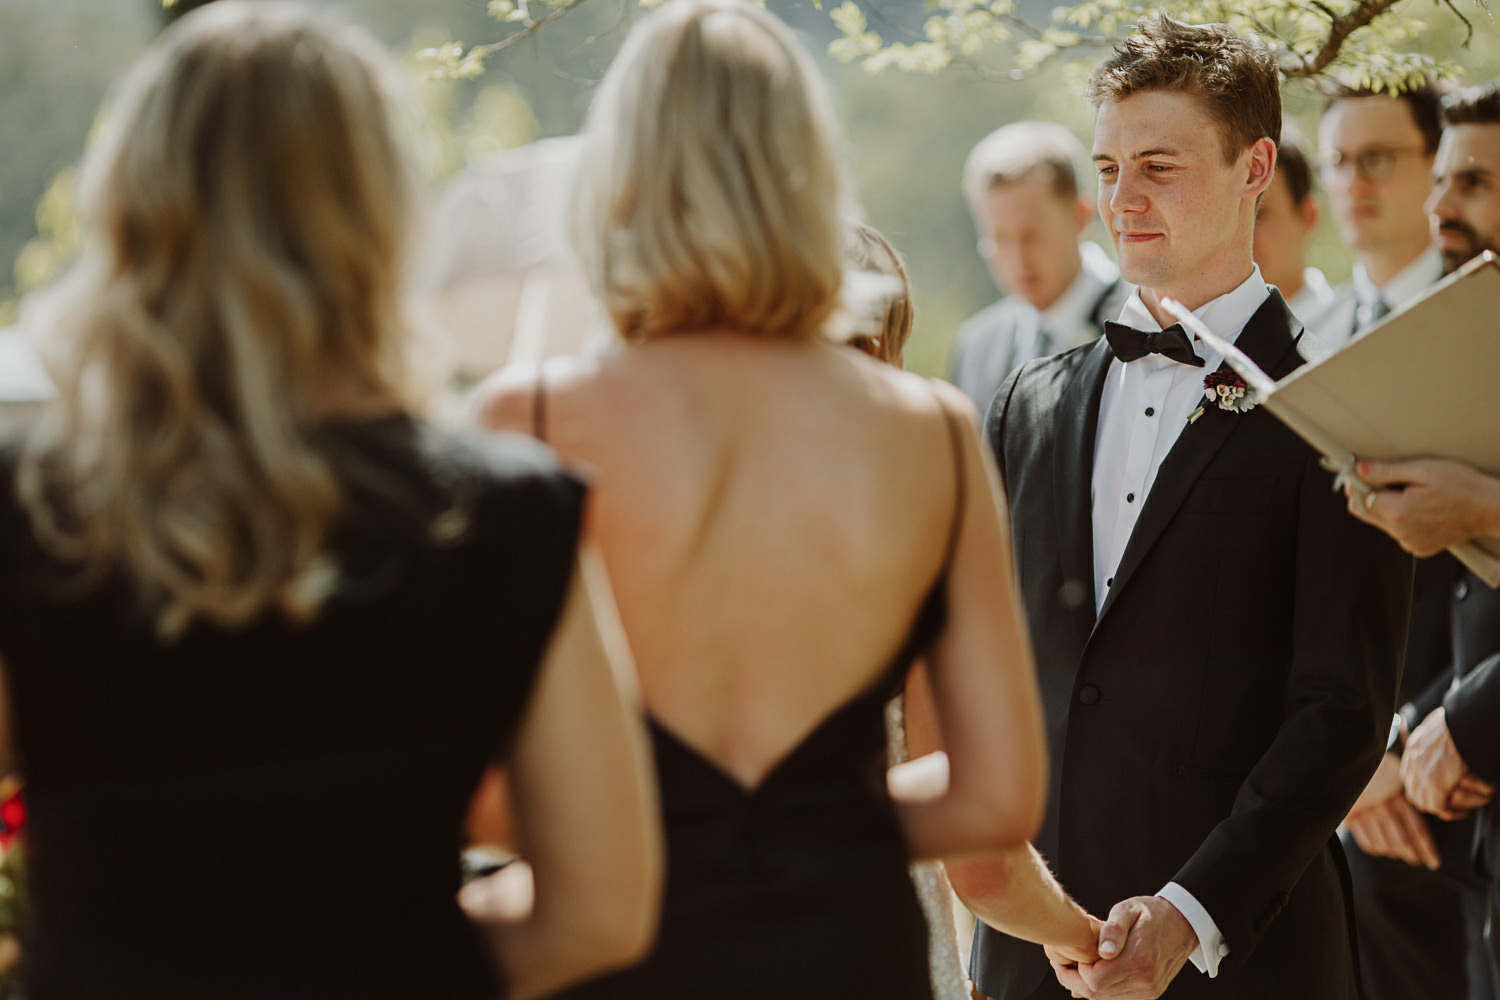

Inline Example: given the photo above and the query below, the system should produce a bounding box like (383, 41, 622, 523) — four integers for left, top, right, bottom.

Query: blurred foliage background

(4, 0, 1500, 376)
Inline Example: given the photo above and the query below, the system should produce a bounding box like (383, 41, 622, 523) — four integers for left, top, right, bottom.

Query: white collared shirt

(1009, 242, 1121, 370)
(1089, 268, 1271, 980)
(1302, 247, 1443, 362)
(1285, 266, 1334, 323)
(1352, 246, 1442, 333)
(1091, 267, 1270, 609)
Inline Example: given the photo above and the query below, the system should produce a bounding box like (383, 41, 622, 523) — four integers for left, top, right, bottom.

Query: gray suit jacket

(948, 277, 1129, 415)
(1299, 283, 1359, 364)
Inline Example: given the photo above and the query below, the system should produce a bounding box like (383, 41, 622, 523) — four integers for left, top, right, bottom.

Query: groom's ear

(1244, 137, 1277, 200)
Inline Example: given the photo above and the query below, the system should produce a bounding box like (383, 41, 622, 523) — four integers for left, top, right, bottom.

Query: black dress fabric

(552, 399, 966, 1000)
(556, 592, 946, 1000)
(0, 419, 586, 1000)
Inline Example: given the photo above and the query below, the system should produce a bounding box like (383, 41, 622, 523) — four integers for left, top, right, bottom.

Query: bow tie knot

(1103, 321, 1205, 368)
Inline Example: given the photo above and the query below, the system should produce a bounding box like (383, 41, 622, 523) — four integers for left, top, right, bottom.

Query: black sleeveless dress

(0, 419, 585, 999)
(550, 393, 966, 1000)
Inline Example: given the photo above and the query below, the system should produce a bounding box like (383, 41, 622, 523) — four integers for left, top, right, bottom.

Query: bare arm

(462, 543, 663, 1000)
(945, 846, 1101, 965)
(891, 386, 1047, 859)
(901, 661, 1098, 964)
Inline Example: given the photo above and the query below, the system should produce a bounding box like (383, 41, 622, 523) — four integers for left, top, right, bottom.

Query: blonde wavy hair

(17, 1, 420, 639)
(570, 0, 847, 343)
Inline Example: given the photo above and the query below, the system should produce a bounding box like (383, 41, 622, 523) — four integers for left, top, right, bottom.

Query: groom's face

(1093, 90, 1251, 297)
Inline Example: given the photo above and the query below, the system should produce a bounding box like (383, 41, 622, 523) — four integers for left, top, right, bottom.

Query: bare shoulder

(849, 355, 979, 429)
(922, 376, 982, 429)
(464, 356, 600, 433)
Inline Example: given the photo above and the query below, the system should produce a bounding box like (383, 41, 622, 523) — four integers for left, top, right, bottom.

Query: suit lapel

(1093, 293, 1304, 627)
(1053, 338, 1114, 644)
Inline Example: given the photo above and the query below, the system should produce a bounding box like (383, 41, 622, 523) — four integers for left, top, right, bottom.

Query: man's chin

(1117, 256, 1168, 288)
(1441, 242, 1488, 277)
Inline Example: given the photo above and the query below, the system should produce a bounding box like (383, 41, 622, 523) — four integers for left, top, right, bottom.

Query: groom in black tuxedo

(951, 17, 1413, 1000)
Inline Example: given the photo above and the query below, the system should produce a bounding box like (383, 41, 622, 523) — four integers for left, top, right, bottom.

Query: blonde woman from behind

(471, 3, 1098, 996)
(0, 5, 659, 998)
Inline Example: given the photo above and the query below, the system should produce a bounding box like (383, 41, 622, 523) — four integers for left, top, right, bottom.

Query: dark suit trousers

(1342, 824, 1493, 1000)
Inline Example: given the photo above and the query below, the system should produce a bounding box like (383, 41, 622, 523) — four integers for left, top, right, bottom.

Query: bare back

(479, 334, 964, 791)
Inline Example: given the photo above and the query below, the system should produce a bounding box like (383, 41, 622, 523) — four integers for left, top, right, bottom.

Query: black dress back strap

(532, 367, 548, 444)
(935, 392, 968, 577)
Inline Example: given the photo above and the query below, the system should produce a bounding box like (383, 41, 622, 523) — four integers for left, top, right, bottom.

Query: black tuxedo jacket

(1434, 573, 1500, 878)
(972, 293, 1413, 1000)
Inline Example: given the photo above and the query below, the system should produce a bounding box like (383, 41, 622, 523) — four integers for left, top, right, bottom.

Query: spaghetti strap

(935, 393, 967, 574)
(532, 366, 548, 443)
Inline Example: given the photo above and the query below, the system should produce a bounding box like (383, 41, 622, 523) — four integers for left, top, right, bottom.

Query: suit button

(1078, 684, 1101, 706)
(1456, 580, 1470, 601)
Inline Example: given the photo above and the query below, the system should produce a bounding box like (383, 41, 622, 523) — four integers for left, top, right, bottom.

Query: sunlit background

(4, 0, 1500, 376)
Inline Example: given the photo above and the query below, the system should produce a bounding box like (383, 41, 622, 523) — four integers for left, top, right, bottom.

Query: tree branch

(470, 0, 595, 60)
(853, 0, 927, 43)
(1439, 0, 1477, 47)
(1281, 0, 1404, 78)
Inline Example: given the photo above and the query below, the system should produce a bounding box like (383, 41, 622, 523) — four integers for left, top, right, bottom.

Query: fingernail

(1100, 941, 1118, 957)
(1364, 491, 1376, 510)
(1358, 461, 1370, 477)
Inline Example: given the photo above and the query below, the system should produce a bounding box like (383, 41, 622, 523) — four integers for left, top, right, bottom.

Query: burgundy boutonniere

(1188, 365, 1259, 423)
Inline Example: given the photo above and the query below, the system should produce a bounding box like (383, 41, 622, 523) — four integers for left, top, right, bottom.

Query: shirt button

(1106, 577, 1114, 587)
(1078, 684, 1101, 706)
(1126, 493, 1135, 503)
(1144, 407, 1155, 417)
(1456, 580, 1470, 601)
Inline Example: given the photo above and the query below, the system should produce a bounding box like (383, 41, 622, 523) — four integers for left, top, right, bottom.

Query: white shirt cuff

(1156, 882, 1229, 978)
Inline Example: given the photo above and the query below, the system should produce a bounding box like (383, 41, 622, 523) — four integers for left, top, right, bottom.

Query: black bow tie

(1103, 321, 1205, 368)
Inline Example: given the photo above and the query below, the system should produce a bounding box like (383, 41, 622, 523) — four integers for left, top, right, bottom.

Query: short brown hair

(1277, 122, 1315, 206)
(962, 121, 1090, 209)
(1324, 82, 1444, 153)
(1444, 80, 1500, 127)
(1086, 17, 1281, 164)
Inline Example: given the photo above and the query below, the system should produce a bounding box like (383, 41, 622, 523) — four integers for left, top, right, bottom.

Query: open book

(1163, 251, 1500, 587)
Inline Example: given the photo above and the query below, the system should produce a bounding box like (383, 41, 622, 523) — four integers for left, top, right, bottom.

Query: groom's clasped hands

(1046, 897, 1198, 1000)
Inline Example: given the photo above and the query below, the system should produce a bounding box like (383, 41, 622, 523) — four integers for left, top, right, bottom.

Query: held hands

(1344, 458, 1500, 557)
(1402, 709, 1495, 820)
(1343, 751, 1441, 869)
(1044, 913, 1104, 968)
(1050, 896, 1196, 1000)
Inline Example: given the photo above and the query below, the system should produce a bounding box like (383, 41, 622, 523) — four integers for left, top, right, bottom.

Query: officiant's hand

(1346, 458, 1500, 557)
(1403, 708, 1494, 820)
(1050, 896, 1194, 999)
(1344, 752, 1441, 869)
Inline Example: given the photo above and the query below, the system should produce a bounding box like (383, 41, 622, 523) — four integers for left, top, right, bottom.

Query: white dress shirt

(1352, 246, 1442, 332)
(1303, 246, 1443, 361)
(1090, 266, 1271, 978)
(1009, 242, 1121, 370)
(1285, 266, 1334, 323)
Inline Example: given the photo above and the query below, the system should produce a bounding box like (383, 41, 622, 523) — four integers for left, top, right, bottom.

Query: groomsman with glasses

(1302, 85, 1444, 361)
(1347, 80, 1500, 999)
(1318, 80, 1500, 1000)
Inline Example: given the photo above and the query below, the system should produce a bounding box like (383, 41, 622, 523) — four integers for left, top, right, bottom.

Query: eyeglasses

(1319, 146, 1427, 182)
